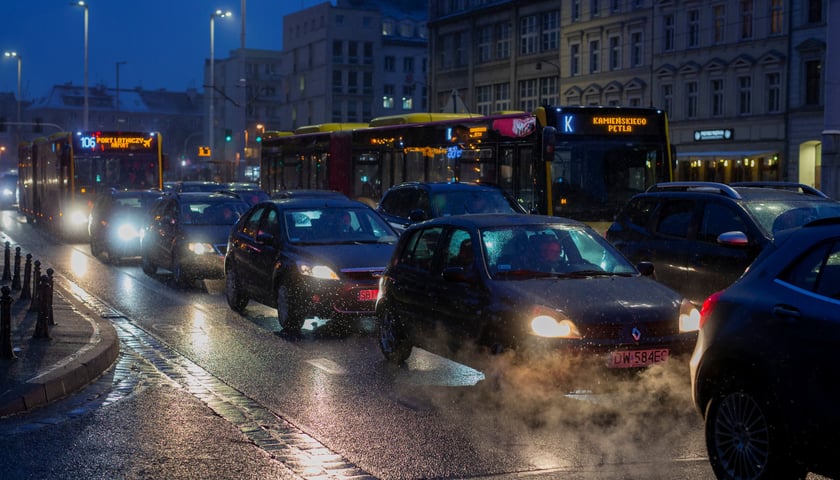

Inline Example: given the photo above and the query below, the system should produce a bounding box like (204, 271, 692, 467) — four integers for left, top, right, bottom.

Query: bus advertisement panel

(18, 131, 164, 239)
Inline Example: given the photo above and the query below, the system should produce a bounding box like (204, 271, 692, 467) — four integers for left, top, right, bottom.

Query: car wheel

(141, 253, 157, 275)
(705, 386, 805, 480)
(378, 308, 412, 364)
(225, 264, 249, 313)
(276, 284, 303, 333)
(90, 239, 103, 258)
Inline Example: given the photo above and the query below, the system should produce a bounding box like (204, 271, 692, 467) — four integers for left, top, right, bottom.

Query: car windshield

(431, 190, 519, 216)
(745, 200, 840, 235)
(180, 200, 249, 225)
(283, 207, 397, 244)
(482, 224, 637, 279)
(114, 194, 158, 212)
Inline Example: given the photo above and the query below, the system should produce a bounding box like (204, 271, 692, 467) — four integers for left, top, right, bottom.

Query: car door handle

(772, 304, 801, 322)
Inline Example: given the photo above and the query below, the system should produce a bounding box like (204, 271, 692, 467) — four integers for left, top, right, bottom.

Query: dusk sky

(0, 0, 323, 101)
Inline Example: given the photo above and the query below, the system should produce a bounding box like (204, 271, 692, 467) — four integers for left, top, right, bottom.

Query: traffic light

(224, 128, 232, 142)
(255, 134, 262, 143)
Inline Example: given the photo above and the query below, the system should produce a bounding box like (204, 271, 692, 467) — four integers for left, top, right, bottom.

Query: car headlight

(187, 242, 216, 255)
(529, 306, 581, 339)
(297, 261, 339, 280)
(69, 210, 89, 226)
(116, 224, 142, 241)
(678, 298, 701, 332)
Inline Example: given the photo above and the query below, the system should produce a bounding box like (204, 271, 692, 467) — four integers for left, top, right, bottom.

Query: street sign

(198, 146, 211, 157)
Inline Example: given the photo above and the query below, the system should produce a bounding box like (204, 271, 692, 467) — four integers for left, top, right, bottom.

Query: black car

(606, 181, 840, 305)
(376, 213, 700, 378)
(224, 197, 399, 333)
(690, 217, 840, 480)
(141, 192, 250, 287)
(89, 188, 160, 263)
(164, 180, 221, 193)
(376, 181, 526, 233)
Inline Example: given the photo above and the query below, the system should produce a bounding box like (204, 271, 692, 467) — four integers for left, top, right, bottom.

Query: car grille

(340, 267, 385, 281)
(582, 320, 678, 340)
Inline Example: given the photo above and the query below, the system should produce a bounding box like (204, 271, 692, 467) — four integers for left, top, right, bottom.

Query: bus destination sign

(558, 113, 662, 136)
(75, 132, 157, 152)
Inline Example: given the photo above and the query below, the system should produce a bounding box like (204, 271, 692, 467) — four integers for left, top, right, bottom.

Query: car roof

(643, 181, 833, 203)
(266, 196, 373, 209)
(386, 181, 507, 192)
(166, 191, 247, 202)
(407, 213, 587, 230)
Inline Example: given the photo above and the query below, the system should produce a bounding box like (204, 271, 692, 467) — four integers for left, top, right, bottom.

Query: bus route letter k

(563, 115, 574, 133)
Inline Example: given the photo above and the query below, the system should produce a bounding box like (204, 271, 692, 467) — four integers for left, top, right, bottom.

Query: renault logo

(631, 327, 642, 342)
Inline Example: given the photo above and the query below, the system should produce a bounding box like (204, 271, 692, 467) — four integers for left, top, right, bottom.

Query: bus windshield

(549, 138, 665, 222)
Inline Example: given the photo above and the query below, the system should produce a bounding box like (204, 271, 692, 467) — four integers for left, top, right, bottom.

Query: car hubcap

(714, 392, 770, 478)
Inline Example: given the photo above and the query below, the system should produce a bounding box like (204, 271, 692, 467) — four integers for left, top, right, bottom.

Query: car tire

(141, 253, 157, 275)
(705, 384, 805, 480)
(90, 239, 103, 258)
(378, 308, 412, 364)
(225, 264, 249, 313)
(276, 284, 303, 333)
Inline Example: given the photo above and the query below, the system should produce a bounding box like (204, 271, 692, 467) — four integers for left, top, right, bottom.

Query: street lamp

(115, 60, 126, 119)
(209, 9, 232, 159)
(3, 52, 21, 139)
(71, 1, 89, 130)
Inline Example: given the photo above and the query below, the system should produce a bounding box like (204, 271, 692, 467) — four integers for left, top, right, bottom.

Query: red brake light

(699, 290, 724, 329)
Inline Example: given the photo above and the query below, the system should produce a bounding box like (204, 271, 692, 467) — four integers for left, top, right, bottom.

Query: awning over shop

(677, 150, 776, 159)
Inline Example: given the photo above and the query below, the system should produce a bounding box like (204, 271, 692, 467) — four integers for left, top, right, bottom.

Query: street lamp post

(115, 61, 126, 120)
(71, 1, 89, 130)
(209, 9, 232, 160)
(3, 52, 21, 141)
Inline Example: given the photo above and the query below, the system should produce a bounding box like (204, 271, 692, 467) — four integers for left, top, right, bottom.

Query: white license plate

(607, 348, 669, 368)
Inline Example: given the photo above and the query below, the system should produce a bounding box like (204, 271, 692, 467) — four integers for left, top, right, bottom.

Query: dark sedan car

(89, 188, 160, 263)
(690, 217, 840, 480)
(141, 192, 250, 287)
(224, 197, 399, 333)
(376, 213, 700, 379)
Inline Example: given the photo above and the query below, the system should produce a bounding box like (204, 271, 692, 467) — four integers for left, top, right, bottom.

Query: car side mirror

(717, 231, 749, 246)
(408, 209, 426, 222)
(636, 261, 655, 277)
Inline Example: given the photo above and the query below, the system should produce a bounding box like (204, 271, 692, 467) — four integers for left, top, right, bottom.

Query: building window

(496, 22, 511, 60)
(332, 40, 343, 63)
(591, 0, 600, 18)
(402, 86, 413, 110)
(382, 18, 394, 35)
(609, 35, 621, 70)
(541, 11, 560, 51)
(363, 42, 373, 65)
(478, 25, 493, 63)
(331, 102, 342, 122)
(661, 83, 673, 118)
(348, 42, 358, 64)
(740, 0, 754, 40)
(363, 72, 373, 95)
(520, 16, 538, 55)
(332, 70, 343, 94)
(571, 0, 581, 22)
(686, 81, 698, 119)
(476, 85, 493, 115)
(687, 9, 700, 48)
(383, 84, 395, 109)
(403, 57, 414, 73)
(540, 76, 558, 106)
(570, 43, 580, 76)
(713, 5, 726, 44)
(711, 79, 724, 117)
(455, 31, 468, 67)
(494, 83, 511, 111)
(630, 31, 643, 66)
(663, 14, 675, 52)
(738, 75, 752, 114)
(519, 79, 538, 112)
(766, 72, 781, 112)
(347, 71, 358, 94)
(440, 34, 453, 69)
(589, 39, 600, 73)
(384, 56, 395, 72)
(808, 0, 822, 23)
(805, 59, 822, 105)
(610, 0, 621, 13)
(769, 0, 783, 34)
(348, 101, 358, 122)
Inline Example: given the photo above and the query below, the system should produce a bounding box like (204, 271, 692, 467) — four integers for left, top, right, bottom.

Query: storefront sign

(694, 129, 734, 141)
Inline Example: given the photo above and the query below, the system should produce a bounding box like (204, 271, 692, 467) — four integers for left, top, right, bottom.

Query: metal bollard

(20, 254, 31, 300)
(46, 268, 55, 326)
(11, 246, 21, 290)
(33, 275, 50, 339)
(1, 286, 15, 359)
(2, 241, 9, 282)
(29, 260, 40, 311)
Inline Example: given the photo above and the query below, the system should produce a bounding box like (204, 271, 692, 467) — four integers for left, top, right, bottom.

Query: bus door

(499, 144, 537, 213)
